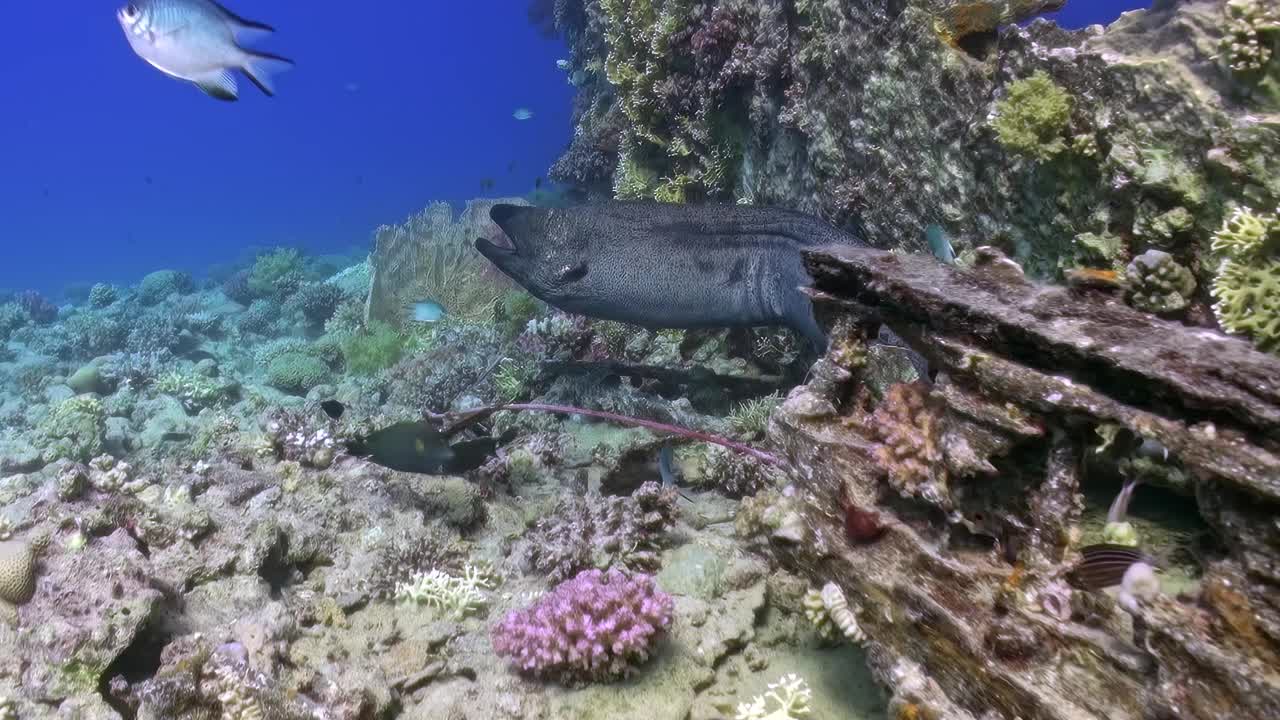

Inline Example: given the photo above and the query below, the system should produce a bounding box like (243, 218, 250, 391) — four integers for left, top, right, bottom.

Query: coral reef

(734, 673, 812, 720)
(490, 568, 674, 685)
(517, 480, 678, 583)
(989, 71, 1073, 162)
(1126, 249, 1197, 315)
(1211, 205, 1280, 352)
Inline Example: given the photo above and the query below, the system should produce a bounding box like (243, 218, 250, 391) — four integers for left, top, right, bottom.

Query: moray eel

(476, 202, 865, 352)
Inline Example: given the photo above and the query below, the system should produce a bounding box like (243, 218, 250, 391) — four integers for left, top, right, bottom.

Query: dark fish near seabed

(319, 399, 345, 420)
(116, 0, 294, 101)
(344, 420, 498, 475)
(1066, 543, 1156, 590)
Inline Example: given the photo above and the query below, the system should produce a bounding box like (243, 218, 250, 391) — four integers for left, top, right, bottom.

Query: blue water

(0, 1, 1149, 297)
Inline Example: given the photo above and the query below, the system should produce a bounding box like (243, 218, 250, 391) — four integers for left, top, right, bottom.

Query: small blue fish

(513, 108, 534, 121)
(412, 300, 445, 323)
(925, 223, 956, 264)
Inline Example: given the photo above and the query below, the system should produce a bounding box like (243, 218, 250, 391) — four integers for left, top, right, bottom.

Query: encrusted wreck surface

(765, 244, 1280, 720)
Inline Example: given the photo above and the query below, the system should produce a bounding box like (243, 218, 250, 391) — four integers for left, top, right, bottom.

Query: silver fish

(117, 0, 293, 101)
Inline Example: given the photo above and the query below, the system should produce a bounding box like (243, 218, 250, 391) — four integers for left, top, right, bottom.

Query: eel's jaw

(474, 236, 530, 283)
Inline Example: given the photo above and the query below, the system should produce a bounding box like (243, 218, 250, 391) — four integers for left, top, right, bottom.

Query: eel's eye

(557, 263, 588, 283)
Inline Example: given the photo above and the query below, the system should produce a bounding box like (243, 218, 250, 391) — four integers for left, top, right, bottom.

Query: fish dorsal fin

(209, 1, 276, 42)
(193, 69, 238, 101)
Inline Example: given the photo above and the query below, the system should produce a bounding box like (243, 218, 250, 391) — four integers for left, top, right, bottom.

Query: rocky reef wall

(549, 0, 1279, 297)
(758, 243, 1280, 719)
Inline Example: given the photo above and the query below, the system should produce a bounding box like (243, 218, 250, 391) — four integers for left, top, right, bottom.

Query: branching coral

(871, 383, 946, 503)
(990, 71, 1073, 162)
(735, 674, 813, 720)
(519, 480, 678, 583)
(491, 568, 674, 685)
(1210, 206, 1280, 352)
(394, 564, 496, 619)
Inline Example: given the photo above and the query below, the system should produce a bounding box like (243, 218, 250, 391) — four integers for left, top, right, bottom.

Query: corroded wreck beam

(761, 244, 1280, 720)
(804, 244, 1280, 501)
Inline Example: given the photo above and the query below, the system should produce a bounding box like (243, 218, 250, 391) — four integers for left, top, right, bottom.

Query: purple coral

(16, 290, 58, 324)
(491, 568, 674, 685)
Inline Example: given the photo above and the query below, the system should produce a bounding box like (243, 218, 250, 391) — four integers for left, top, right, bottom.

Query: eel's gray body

(475, 202, 865, 351)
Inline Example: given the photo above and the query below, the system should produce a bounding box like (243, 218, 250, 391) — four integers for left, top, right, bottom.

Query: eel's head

(476, 204, 591, 303)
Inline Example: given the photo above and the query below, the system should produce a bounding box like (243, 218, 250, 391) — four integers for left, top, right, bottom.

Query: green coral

(266, 353, 331, 394)
(1222, 0, 1280, 75)
(37, 396, 106, 463)
(1211, 206, 1280, 352)
(247, 248, 305, 298)
(991, 71, 1073, 162)
(1126, 250, 1197, 315)
(340, 320, 405, 375)
(728, 393, 781, 437)
(156, 371, 233, 412)
(600, 0, 738, 202)
(494, 358, 537, 403)
(137, 269, 193, 305)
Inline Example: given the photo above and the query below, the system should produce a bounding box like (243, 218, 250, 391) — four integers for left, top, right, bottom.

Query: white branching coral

(735, 674, 813, 720)
(394, 564, 495, 618)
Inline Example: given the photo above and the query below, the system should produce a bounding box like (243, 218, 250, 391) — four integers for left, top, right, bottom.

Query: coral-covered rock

(491, 568, 674, 685)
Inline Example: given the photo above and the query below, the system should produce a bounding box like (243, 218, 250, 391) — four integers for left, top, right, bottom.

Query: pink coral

(491, 568, 674, 685)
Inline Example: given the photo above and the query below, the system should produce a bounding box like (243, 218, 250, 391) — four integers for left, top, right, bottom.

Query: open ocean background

(0, 1, 1150, 296)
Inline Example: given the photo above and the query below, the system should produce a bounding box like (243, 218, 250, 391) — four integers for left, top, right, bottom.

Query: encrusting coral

(491, 568, 674, 685)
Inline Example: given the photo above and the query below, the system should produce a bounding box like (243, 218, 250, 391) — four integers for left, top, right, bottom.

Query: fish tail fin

(240, 51, 295, 97)
(213, 1, 276, 40)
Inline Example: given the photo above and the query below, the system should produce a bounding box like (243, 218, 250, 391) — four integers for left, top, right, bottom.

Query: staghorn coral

(491, 567, 674, 685)
(394, 564, 496, 619)
(1126, 249, 1197, 315)
(989, 71, 1073, 162)
(735, 673, 813, 720)
(1211, 206, 1280, 352)
(126, 314, 182, 354)
(519, 480, 678, 583)
(870, 383, 945, 504)
(247, 247, 307, 299)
